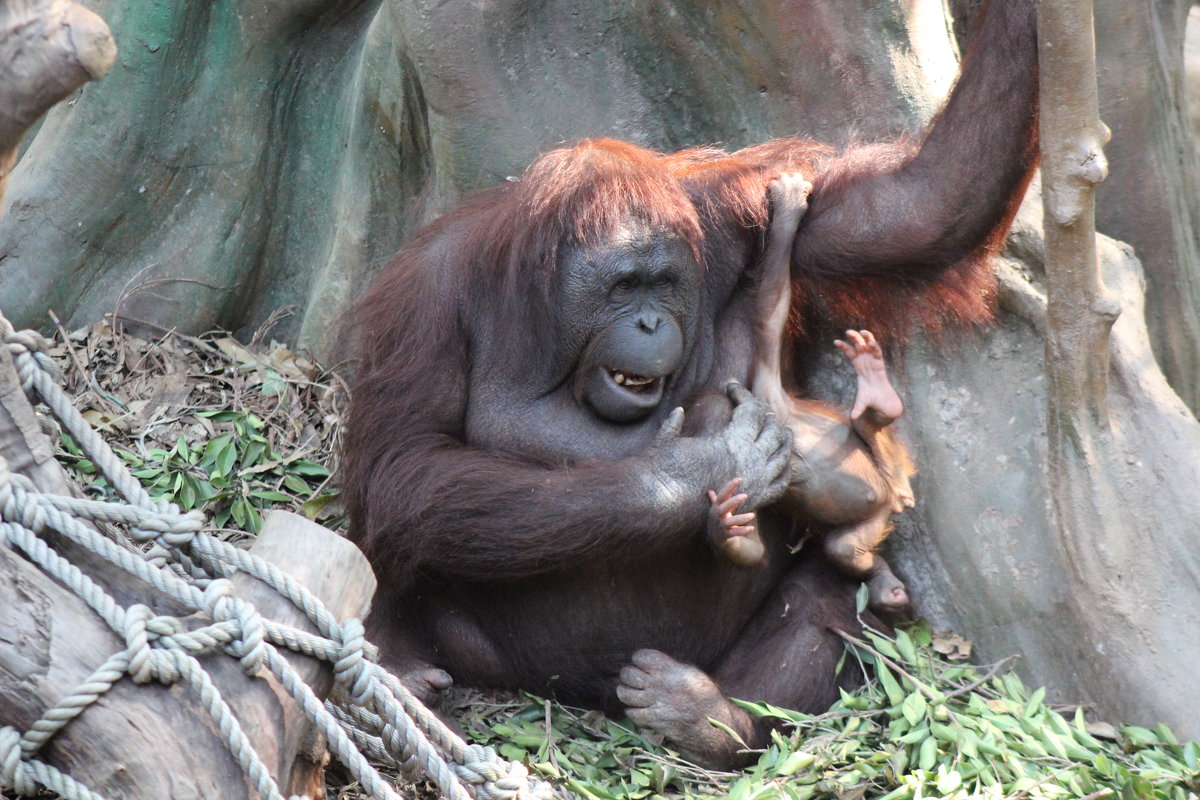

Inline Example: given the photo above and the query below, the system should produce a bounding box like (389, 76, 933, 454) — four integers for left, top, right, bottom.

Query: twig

(1010, 765, 1078, 800)
(834, 629, 942, 702)
(248, 305, 297, 350)
(943, 655, 1017, 700)
(48, 309, 127, 413)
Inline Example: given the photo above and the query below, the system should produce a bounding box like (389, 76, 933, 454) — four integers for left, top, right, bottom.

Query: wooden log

(0, 0, 116, 212)
(1, 507, 377, 799)
(229, 511, 378, 799)
(0, 339, 67, 495)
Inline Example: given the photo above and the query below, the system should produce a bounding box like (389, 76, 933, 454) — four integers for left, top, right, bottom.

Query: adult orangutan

(342, 0, 1037, 768)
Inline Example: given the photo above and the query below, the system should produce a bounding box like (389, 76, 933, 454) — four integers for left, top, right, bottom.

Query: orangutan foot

(399, 665, 454, 705)
(867, 566, 911, 614)
(834, 329, 903, 426)
(616, 649, 756, 769)
(767, 172, 813, 234)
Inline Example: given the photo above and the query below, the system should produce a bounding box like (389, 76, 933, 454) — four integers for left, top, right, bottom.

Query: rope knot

(457, 744, 554, 800)
(334, 618, 375, 705)
(123, 604, 179, 684)
(130, 507, 205, 548)
(1, 320, 49, 353)
(0, 474, 48, 535)
(204, 579, 267, 675)
(4, 328, 60, 394)
(0, 726, 33, 796)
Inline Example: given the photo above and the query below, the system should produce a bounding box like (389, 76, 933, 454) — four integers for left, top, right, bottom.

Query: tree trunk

(950, 0, 1200, 415)
(884, 0, 1200, 732)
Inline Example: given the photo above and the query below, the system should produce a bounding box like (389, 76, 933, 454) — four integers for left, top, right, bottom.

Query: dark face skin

(557, 225, 700, 424)
(466, 225, 705, 463)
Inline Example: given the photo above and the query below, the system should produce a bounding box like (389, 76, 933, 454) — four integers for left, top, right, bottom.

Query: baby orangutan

(707, 172, 916, 613)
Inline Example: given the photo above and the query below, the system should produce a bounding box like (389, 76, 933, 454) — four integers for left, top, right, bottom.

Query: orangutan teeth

(609, 369, 656, 389)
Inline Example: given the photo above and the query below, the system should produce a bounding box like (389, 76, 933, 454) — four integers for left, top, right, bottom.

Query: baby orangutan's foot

(707, 477, 765, 567)
(834, 330, 904, 426)
(768, 172, 813, 234)
(868, 568, 911, 614)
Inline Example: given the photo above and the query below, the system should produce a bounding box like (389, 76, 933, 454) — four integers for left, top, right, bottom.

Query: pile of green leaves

(47, 321, 346, 534)
(458, 698, 731, 799)
(58, 411, 333, 533)
(469, 611, 1200, 800)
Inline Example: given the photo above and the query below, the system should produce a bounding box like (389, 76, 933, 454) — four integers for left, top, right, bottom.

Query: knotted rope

(0, 320, 554, 800)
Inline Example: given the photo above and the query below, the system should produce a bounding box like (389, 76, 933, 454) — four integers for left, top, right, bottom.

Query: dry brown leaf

(931, 632, 974, 661)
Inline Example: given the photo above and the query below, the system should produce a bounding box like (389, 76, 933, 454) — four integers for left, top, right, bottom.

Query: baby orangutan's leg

(824, 509, 910, 613)
(707, 477, 765, 566)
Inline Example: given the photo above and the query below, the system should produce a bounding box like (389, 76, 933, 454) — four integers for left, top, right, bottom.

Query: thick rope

(0, 322, 554, 800)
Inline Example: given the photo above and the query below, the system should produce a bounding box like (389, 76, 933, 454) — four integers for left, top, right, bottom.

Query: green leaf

(179, 477, 196, 510)
(706, 716, 748, 747)
(1022, 686, 1046, 718)
(1002, 672, 1028, 701)
(202, 434, 232, 467)
(1123, 726, 1159, 747)
(959, 728, 979, 759)
(242, 440, 266, 467)
(1182, 741, 1200, 770)
(1154, 723, 1179, 745)
(245, 503, 262, 533)
(197, 410, 241, 421)
(930, 722, 960, 745)
(731, 698, 811, 722)
(895, 629, 918, 664)
(230, 497, 247, 527)
(856, 583, 869, 614)
(282, 472, 311, 494)
(936, 769, 962, 794)
(774, 750, 815, 776)
(902, 692, 927, 726)
(260, 368, 287, 397)
(838, 686, 870, 710)
(918, 734, 938, 771)
(249, 489, 293, 503)
(287, 459, 330, 477)
(876, 661, 906, 706)
(898, 723, 929, 744)
(867, 632, 902, 660)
